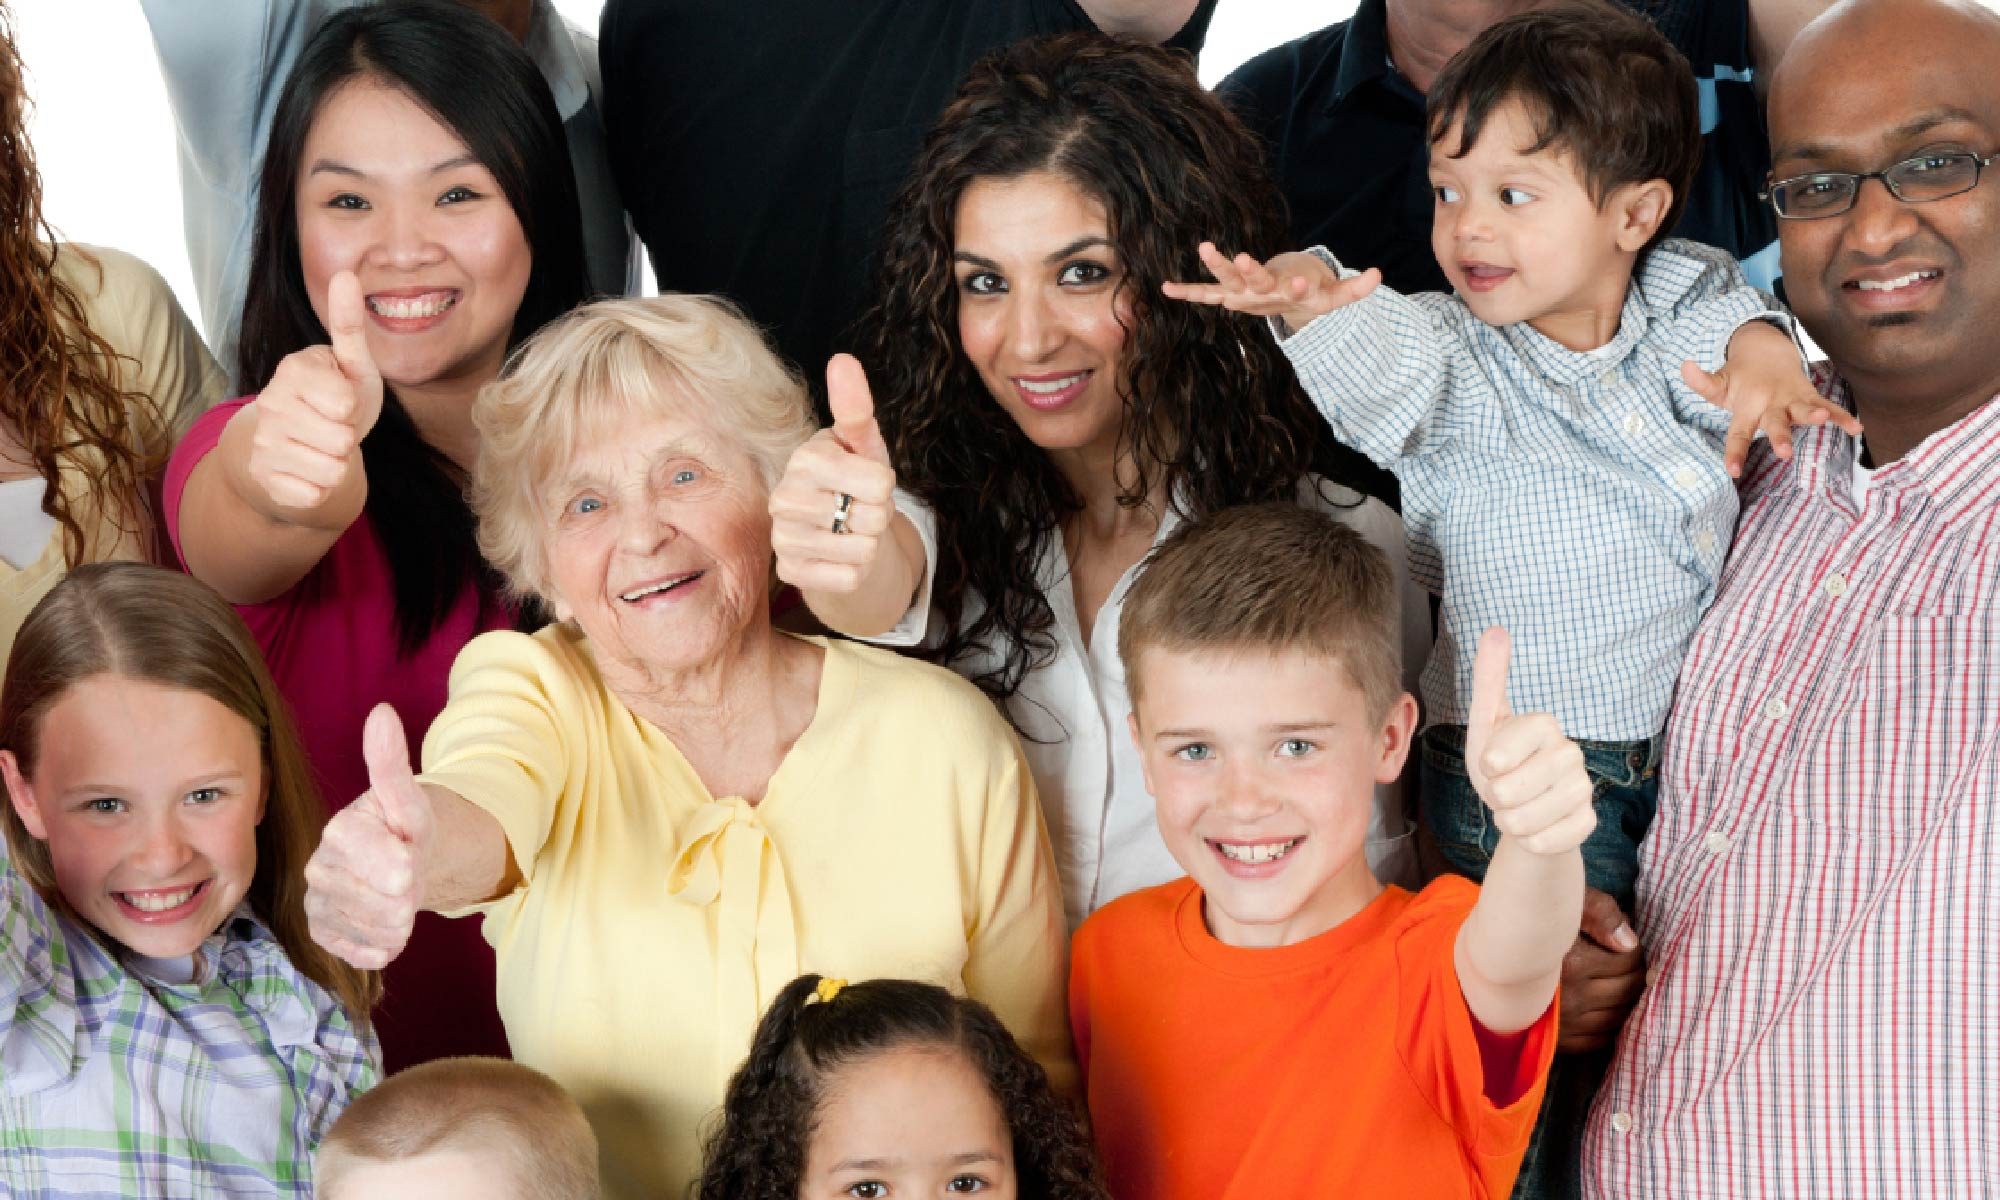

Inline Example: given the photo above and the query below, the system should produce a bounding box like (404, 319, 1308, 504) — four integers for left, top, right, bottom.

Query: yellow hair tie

(810, 977, 848, 1006)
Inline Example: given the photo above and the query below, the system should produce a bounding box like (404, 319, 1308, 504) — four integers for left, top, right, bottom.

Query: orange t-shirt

(1068, 876, 1556, 1200)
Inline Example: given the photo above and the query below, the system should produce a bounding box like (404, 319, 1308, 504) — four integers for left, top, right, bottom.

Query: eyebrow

(1151, 720, 1340, 740)
(555, 439, 709, 492)
(953, 236, 1115, 272)
(1773, 107, 1985, 166)
(306, 153, 484, 179)
(831, 1152, 1003, 1171)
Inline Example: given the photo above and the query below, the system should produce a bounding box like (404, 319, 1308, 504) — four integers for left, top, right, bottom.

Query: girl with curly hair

(0, 1, 223, 665)
(770, 32, 1429, 925)
(698, 974, 1105, 1200)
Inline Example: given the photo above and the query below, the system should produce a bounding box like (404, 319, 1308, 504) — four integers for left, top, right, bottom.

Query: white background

(14, 0, 1344, 344)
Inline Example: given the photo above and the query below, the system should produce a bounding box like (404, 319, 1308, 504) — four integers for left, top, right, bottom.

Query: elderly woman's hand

(770, 355, 899, 594)
(304, 703, 434, 970)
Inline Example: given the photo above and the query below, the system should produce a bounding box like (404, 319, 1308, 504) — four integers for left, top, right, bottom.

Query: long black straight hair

(237, 0, 589, 653)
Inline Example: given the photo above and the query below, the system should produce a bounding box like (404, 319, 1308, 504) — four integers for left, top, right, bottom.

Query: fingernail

(1615, 924, 1638, 951)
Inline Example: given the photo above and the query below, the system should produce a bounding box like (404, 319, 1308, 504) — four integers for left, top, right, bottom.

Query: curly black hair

(694, 974, 1107, 1200)
(857, 32, 1382, 706)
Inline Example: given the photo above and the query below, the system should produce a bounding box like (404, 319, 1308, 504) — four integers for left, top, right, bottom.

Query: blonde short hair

(472, 294, 816, 601)
(316, 1057, 599, 1200)
(1118, 503, 1402, 720)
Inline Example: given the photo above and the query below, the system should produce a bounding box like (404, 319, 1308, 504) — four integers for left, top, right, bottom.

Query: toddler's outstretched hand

(1162, 242, 1380, 335)
(1685, 321, 1863, 478)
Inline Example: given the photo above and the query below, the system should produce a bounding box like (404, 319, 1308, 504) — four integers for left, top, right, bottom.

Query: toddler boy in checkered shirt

(1168, 2, 1858, 1190)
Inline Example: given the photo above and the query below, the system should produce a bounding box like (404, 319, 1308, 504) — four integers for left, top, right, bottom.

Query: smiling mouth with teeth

(117, 882, 206, 914)
(1016, 372, 1088, 395)
(619, 571, 703, 603)
(367, 292, 459, 320)
(1850, 270, 1940, 292)
(1214, 838, 1303, 865)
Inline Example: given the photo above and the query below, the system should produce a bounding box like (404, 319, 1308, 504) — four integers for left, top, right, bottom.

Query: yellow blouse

(0, 245, 223, 662)
(423, 627, 1073, 1198)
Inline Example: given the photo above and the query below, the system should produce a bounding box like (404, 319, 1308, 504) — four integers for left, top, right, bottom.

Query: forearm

(1725, 318, 1804, 375)
(1455, 837, 1584, 1033)
(801, 512, 927, 638)
(419, 784, 520, 912)
(178, 410, 362, 603)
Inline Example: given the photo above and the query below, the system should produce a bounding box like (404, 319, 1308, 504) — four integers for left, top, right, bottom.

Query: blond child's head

(316, 1057, 599, 1200)
(1118, 503, 1417, 948)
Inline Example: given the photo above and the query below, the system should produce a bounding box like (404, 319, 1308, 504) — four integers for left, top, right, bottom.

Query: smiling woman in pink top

(164, 2, 589, 1071)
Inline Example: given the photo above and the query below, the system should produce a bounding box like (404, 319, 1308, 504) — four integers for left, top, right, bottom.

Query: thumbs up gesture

(1463, 628, 1598, 856)
(242, 270, 386, 513)
(769, 354, 898, 594)
(303, 704, 435, 970)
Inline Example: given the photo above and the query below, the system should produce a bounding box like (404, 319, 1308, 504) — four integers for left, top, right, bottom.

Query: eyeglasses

(1761, 151, 1994, 220)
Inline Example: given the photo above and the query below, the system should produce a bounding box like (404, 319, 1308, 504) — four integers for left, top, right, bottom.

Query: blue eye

(1173, 743, 1213, 762)
(567, 496, 604, 516)
(671, 468, 699, 485)
(185, 787, 223, 806)
(84, 796, 125, 815)
(1278, 738, 1315, 758)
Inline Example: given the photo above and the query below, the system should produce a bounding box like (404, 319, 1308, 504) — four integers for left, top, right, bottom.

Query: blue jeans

(1419, 724, 1660, 1200)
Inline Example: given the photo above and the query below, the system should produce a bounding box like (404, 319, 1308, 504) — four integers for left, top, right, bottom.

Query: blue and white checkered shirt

(1281, 239, 1784, 741)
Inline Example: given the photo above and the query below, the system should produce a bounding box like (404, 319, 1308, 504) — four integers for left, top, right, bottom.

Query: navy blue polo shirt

(1221, 0, 1781, 295)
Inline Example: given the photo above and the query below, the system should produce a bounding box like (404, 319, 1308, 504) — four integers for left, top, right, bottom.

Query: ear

(1373, 693, 1421, 786)
(1, 749, 49, 841)
(1126, 711, 1159, 798)
(1612, 178, 1675, 254)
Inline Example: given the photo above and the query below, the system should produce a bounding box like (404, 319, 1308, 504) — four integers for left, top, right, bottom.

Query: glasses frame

(1760, 151, 1996, 220)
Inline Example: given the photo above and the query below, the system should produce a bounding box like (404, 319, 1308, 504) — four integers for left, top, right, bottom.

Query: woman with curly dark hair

(698, 974, 1106, 1200)
(0, 0, 222, 665)
(771, 32, 1429, 926)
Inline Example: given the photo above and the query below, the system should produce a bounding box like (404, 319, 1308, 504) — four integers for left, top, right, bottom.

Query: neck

(603, 614, 799, 755)
(1846, 370, 2000, 465)
(1050, 425, 1168, 541)
(1524, 257, 1636, 352)
(394, 379, 483, 472)
(1206, 862, 1383, 949)
(454, 0, 536, 44)
(1384, 0, 1543, 94)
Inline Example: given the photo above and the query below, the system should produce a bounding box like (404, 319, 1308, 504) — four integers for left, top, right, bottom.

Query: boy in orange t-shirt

(1070, 503, 1595, 1199)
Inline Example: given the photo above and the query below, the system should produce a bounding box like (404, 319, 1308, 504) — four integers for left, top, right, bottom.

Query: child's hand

(302, 703, 436, 970)
(1162, 242, 1381, 334)
(1464, 628, 1597, 856)
(1683, 322, 1862, 478)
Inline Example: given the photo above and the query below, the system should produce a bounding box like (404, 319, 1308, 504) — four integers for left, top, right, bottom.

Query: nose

(368, 201, 447, 273)
(1005, 288, 1064, 363)
(617, 491, 676, 557)
(1841, 174, 1922, 257)
(1216, 760, 1282, 823)
(131, 810, 197, 878)
(1445, 195, 1495, 246)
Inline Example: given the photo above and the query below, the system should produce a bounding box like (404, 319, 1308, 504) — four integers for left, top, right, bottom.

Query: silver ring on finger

(831, 492, 854, 535)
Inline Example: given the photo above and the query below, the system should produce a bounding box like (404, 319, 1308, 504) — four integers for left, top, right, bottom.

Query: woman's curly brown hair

(857, 32, 1381, 705)
(695, 974, 1108, 1200)
(0, 4, 164, 567)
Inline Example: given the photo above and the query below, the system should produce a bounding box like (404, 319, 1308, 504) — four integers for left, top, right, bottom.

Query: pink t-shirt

(166, 397, 514, 1069)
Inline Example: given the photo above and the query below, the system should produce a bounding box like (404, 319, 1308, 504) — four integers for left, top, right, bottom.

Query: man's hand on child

(1464, 628, 1598, 856)
(1161, 242, 1381, 335)
(1558, 887, 1647, 1053)
(302, 703, 435, 970)
(1683, 323, 1863, 478)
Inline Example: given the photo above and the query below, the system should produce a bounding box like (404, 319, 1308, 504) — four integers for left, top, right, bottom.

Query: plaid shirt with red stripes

(1584, 371, 2000, 1199)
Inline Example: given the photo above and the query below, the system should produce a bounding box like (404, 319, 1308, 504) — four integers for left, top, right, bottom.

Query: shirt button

(1695, 530, 1716, 552)
(1825, 573, 1849, 598)
(1675, 467, 1701, 488)
(1611, 1111, 1635, 1133)
(1765, 698, 1789, 721)
(1599, 368, 1619, 387)
(1623, 413, 1645, 437)
(1704, 830, 1732, 855)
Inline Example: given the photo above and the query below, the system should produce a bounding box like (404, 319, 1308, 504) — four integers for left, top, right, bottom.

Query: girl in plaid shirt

(0, 563, 379, 1197)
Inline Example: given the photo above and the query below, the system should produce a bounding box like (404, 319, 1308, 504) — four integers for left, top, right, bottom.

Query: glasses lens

(1889, 154, 1979, 200)
(1775, 175, 1858, 217)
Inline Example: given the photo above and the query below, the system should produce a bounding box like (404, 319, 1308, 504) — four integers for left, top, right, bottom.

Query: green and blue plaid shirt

(1, 839, 379, 1197)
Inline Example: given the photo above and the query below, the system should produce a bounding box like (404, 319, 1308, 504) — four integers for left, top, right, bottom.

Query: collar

(522, 0, 591, 122)
(1326, 0, 1404, 110)
(1500, 286, 1650, 389)
(1793, 372, 2000, 527)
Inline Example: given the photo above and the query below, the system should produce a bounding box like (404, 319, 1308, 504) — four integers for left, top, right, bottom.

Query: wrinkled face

(1, 676, 265, 960)
(541, 404, 775, 681)
(1768, 14, 2000, 397)
(952, 171, 1135, 464)
(322, 1149, 524, 1200)
(801, 1044, 1018, 1200)
(1430, 98, 1652, 347)
(1130, 647, 1414, 948)
(295, 77, 532, 394)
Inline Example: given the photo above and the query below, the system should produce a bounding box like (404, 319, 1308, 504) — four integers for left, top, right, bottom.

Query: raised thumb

(326, 271, 385, 433)
(361, 703, 428, 844)
(1466, 626, 1513, 738)
(827, 354, 890, 465)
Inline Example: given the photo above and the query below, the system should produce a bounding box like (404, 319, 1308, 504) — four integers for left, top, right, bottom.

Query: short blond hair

(1118, 503, 1402, 719)
(316, 1057, 599, 1200)
(472, 294, 816, 601)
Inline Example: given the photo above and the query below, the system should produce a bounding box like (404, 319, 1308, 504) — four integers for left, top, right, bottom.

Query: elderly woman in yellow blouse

(301, 294, 1071, 1196)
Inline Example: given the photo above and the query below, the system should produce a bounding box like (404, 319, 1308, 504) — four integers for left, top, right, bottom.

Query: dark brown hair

(0, 562, 380, 1027)
(696, 974, 1106, 1200)
(317, 1056, 599, 1200)
(1118, 503, 1401, 720)
(0, 3, 168, 568)
(1427, 0, 1701, 253)
(858, 32, 1375, 707)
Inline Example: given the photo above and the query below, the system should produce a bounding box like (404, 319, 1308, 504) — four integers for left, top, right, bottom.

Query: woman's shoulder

(452, 623, 599, 692)
(821, 637, 1016, 741)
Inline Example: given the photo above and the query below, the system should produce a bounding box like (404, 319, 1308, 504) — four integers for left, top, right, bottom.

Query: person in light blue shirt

(141, 0, 633, 385)
(1165, 5, 1856, 1198)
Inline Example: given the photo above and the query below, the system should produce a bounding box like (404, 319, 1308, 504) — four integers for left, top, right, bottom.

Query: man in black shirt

(600, 0, 1216, 394)
(1221, 0, 1826, 296)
